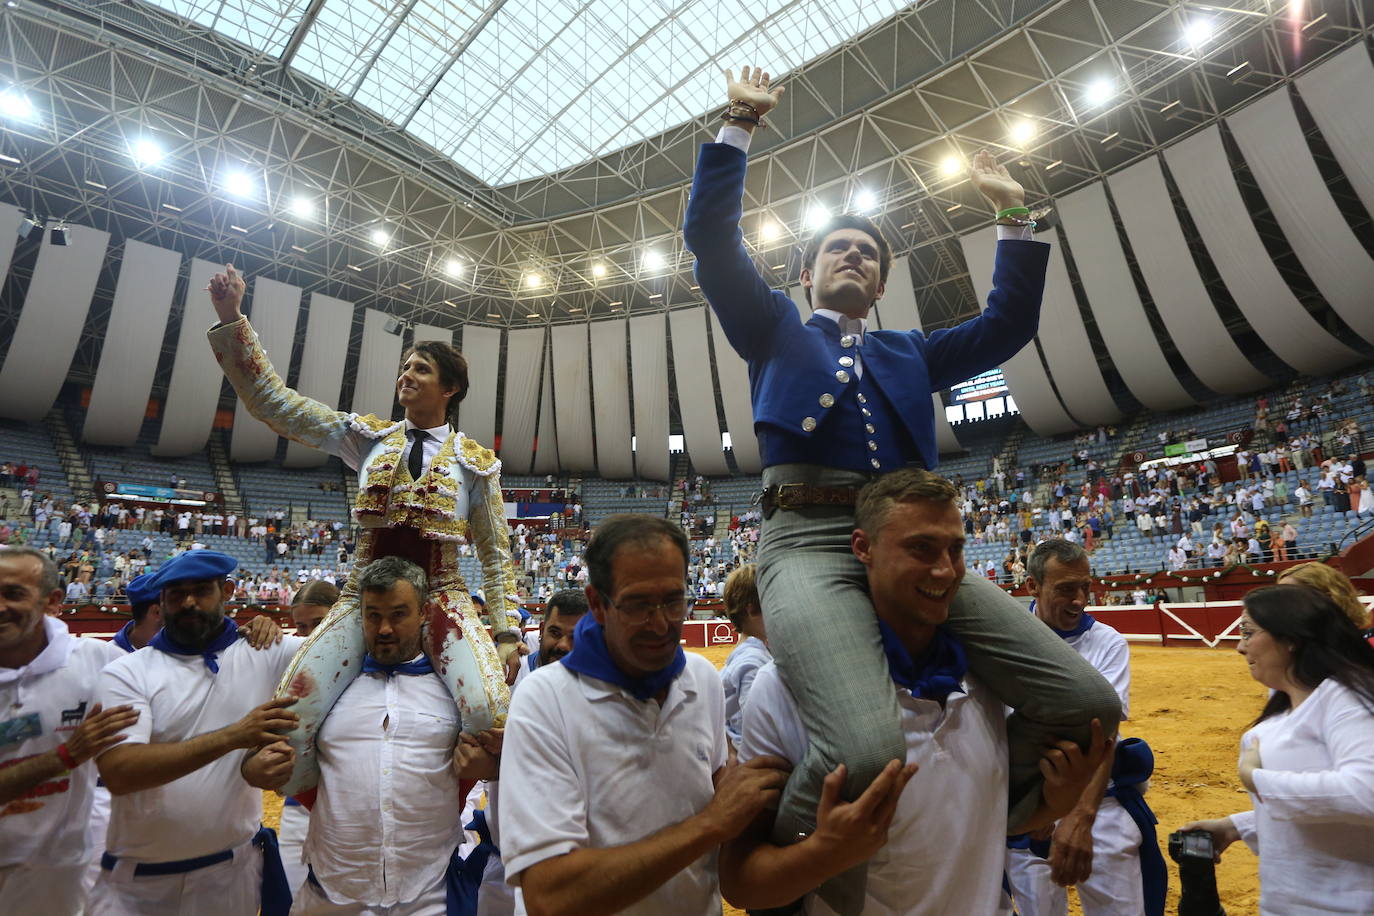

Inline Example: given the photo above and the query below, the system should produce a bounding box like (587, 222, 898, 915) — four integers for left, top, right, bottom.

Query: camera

(1167, 830, 1225, 916)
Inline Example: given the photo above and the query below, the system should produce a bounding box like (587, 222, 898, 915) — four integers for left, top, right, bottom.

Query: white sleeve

(1228, 809, 1259, 853)
(96, 659, 152, 750)
(737, 664, 806, 767)
(996, 224, 1035, 242)
(1250, 690, 1374, 824)
(497, 675, 589, 885)
(1090, 632, 1132, 720)
(713, 124, 752, 151)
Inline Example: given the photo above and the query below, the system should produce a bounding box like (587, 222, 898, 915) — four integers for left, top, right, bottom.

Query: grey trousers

(757, 464, 1122, 915)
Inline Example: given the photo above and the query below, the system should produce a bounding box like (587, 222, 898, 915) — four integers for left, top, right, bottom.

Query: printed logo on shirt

(60, 700, 88, 729)
(0, 751, 71, 818)
(0, 712, 42, 747)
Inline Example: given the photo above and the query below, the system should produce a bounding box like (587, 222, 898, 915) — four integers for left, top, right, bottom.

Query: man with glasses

(497, 514, 790, 916)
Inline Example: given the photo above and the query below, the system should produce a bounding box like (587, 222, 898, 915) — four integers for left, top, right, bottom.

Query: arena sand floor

(262, 643, 1265, 914)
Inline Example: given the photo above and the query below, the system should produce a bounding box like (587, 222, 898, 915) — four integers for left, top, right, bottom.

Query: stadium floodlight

(223, 169, 257, 199)
(759, 220, 782, 242)
(1183, 18, 1215, 48)
(50, 224, 69, 246)
(805, 206, 831, 229)
(131, 139, 165, 168)
(590, 262, 607, 278)
(370, 228, 390, 247)
(642, 249, 666, 272)
(1084, 78, 1115, 107)
(940, 156, 962, 177)
(17, 216, 41, 240)
(443, 258, 463, 279)
(0, 89, 34, 121)
(290, 196, 316, 220)
(1010, 119, 1036, 146)
(852, 189, 878, 213)
(525, 272, 544, 289)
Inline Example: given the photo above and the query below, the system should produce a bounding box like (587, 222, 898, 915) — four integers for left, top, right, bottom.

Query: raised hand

(230, 696, 299, 750)
(724, 66, 785, 119)
(65, 703, 140, 765)
(969, 148, 1026, 212)
(809, 760, 918, 872)
(702, 754, 791, 841)
(206, 263, 247, 324)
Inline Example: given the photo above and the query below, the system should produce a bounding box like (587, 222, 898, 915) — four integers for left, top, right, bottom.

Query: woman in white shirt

(1182, 584, 1374, 915)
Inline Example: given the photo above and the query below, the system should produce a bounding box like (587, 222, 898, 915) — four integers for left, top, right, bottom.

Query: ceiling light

(1227, 61, 1252, 83)
(591, 262, 607, 278)
(230, 224, 248, 233)
(1160, 100, 1183, 120)
(1045, 159, 1062, 171)
(85, 179, 107, 189)
(946, 203, 962, 213)
(940, 156, 962, 177)
(648, 293, 662, 299)
(17, 216, 40, 239)
(0, 153, 19, 165)
(805, 206, 831, 229)
(444, 258, 463, 279)
(760, 220, 782, 242)
(223, 169, 256, 199)
(131, 139, 164, 168)
(1084, 78, 1115, 107)
(1010, 120, 1036, 145)
(346, 264, 363, 272)
(525, 273, 543, 288)
(526, 312, 540, 319)
(487, 312, 501, 318)
(162, 202, 182, 212)
(370, 228, 389, 247)
(290, 244, 308, 253)
(1183, 18, 1214, 47)
(50, 224, 69, 246)
(290, 196, 316, 220)
(0, 90, 34, 120)
(642, 250, 665, 271)
(852, 189, 878, 213)
(1101, 132, 1124, 150)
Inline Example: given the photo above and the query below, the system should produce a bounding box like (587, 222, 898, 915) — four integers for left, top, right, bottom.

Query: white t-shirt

(306, 663, 463, 907)
(740, 663, 1009, 915)
(0, 618, 122, 867)
(498, 654, 727, 916)
(97, 633, 303, 862)
(1230, 679, 1374, 915)
(1063, 620, 1131, 719)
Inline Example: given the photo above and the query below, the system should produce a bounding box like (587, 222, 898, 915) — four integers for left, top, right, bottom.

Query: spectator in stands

(1179, 586, 1374, 914)
(92, 550, 304, 916)
(498, 514, 788, 915)
(720, 563, 769, 750)
(208, 264, 524, 795)
(0, 546, 136, 916)
(111, 574, 163, 653)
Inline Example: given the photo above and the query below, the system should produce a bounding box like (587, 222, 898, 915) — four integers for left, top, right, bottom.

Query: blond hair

(1277, 562, 1369, 628)
(722, 563, 759, 628)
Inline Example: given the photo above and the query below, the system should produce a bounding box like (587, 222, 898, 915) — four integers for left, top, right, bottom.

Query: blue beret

(145, 550, 238, 591)
(125, 573, 160, 608)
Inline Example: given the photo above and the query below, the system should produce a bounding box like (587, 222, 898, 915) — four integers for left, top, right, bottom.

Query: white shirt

(1229, 679, 1374, 915)
(720, 636, 771, 745)
(1063, 618, 1131, 718)
(499, 654, 727, 916)
(0, 618, 122, 867)
(740, 663, 1008, 915)
(97, 633, 303, 862)
(306, 661, 463, 907)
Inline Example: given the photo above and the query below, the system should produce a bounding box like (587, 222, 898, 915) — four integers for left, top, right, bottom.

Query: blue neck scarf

(112, 620, 138, 654)
(527, 652, 539, 672)
(560, 613, 686, 702)
(877, 620, 968, 703)
(1030, 601, 1097, 640)
(362, 653, 434, 678)
(150, 618, 239, 673)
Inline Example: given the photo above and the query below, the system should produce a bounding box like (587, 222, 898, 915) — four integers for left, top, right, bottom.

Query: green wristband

(996, 206, 1031, 219)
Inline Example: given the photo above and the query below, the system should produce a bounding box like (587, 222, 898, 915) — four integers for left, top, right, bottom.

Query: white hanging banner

(84, 240, 182, 445)
(707, 311, 761, 473)
(629, 313, 670, 481)
(500, 327, 545, 475)
(551, 323, 595, 472)
(351, 308, 403, 422)
(285, 294, 355, 467)
(532, 340, 559, 476)
(589, 318, 633, 479)
(669, 306, 729, 476)
(152, 260, 223, 456)
(457, 325, 500, 449)
(231, 277, 301, 462)
(412, 323, 453, 346)
(1296, 44, 1374, 219)
(0, 224, 109, 422)
(0, 204, 24, 301)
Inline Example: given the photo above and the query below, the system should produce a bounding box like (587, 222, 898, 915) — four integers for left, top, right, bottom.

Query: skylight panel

(143, 0, 307, 55)
(290, 0, 401, 93)
(353, 0, 483, 124)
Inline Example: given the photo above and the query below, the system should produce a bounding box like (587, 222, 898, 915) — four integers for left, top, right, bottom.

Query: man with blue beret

(90, 550, 304, 916)
(683, 65, 1121, 912)
(112, 574, 161, 654)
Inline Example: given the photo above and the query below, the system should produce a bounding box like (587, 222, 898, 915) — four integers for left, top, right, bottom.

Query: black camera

(1167, 830, 1225, 916)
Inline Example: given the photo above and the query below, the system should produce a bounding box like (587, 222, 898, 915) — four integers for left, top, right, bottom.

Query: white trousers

(278, 802, 312, 899)
(1005, 798, 1145, 916)
(87, 838, 263, 916)
(289, 870, 446, 916)
(83, 784, 112, 898)
(0, 863, 87, 916)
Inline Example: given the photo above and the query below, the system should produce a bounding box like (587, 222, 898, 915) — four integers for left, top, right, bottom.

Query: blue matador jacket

(683, 141, 1051, 473)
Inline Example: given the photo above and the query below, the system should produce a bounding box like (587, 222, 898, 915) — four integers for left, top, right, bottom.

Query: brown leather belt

(760, 483, 861, 517)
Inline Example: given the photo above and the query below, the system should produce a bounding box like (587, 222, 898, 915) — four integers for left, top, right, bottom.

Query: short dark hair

(800, 213, 894, 306)
(403, 341, 469, 422)
(1027, 539, 1089, 583)
(357, 556, 428, 605)
(1244, 585, 1374, 725)
(0, 546, 60, 597)
(854, 469, 959, 536)
(544, 588, 589, 622)
(584, 514, 690, 598)
(293, 579, 340, 609)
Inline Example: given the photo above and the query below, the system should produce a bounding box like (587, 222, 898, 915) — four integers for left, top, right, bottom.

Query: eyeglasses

(1238, 623, 1259, 641)
(604, 591, 694, 624)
